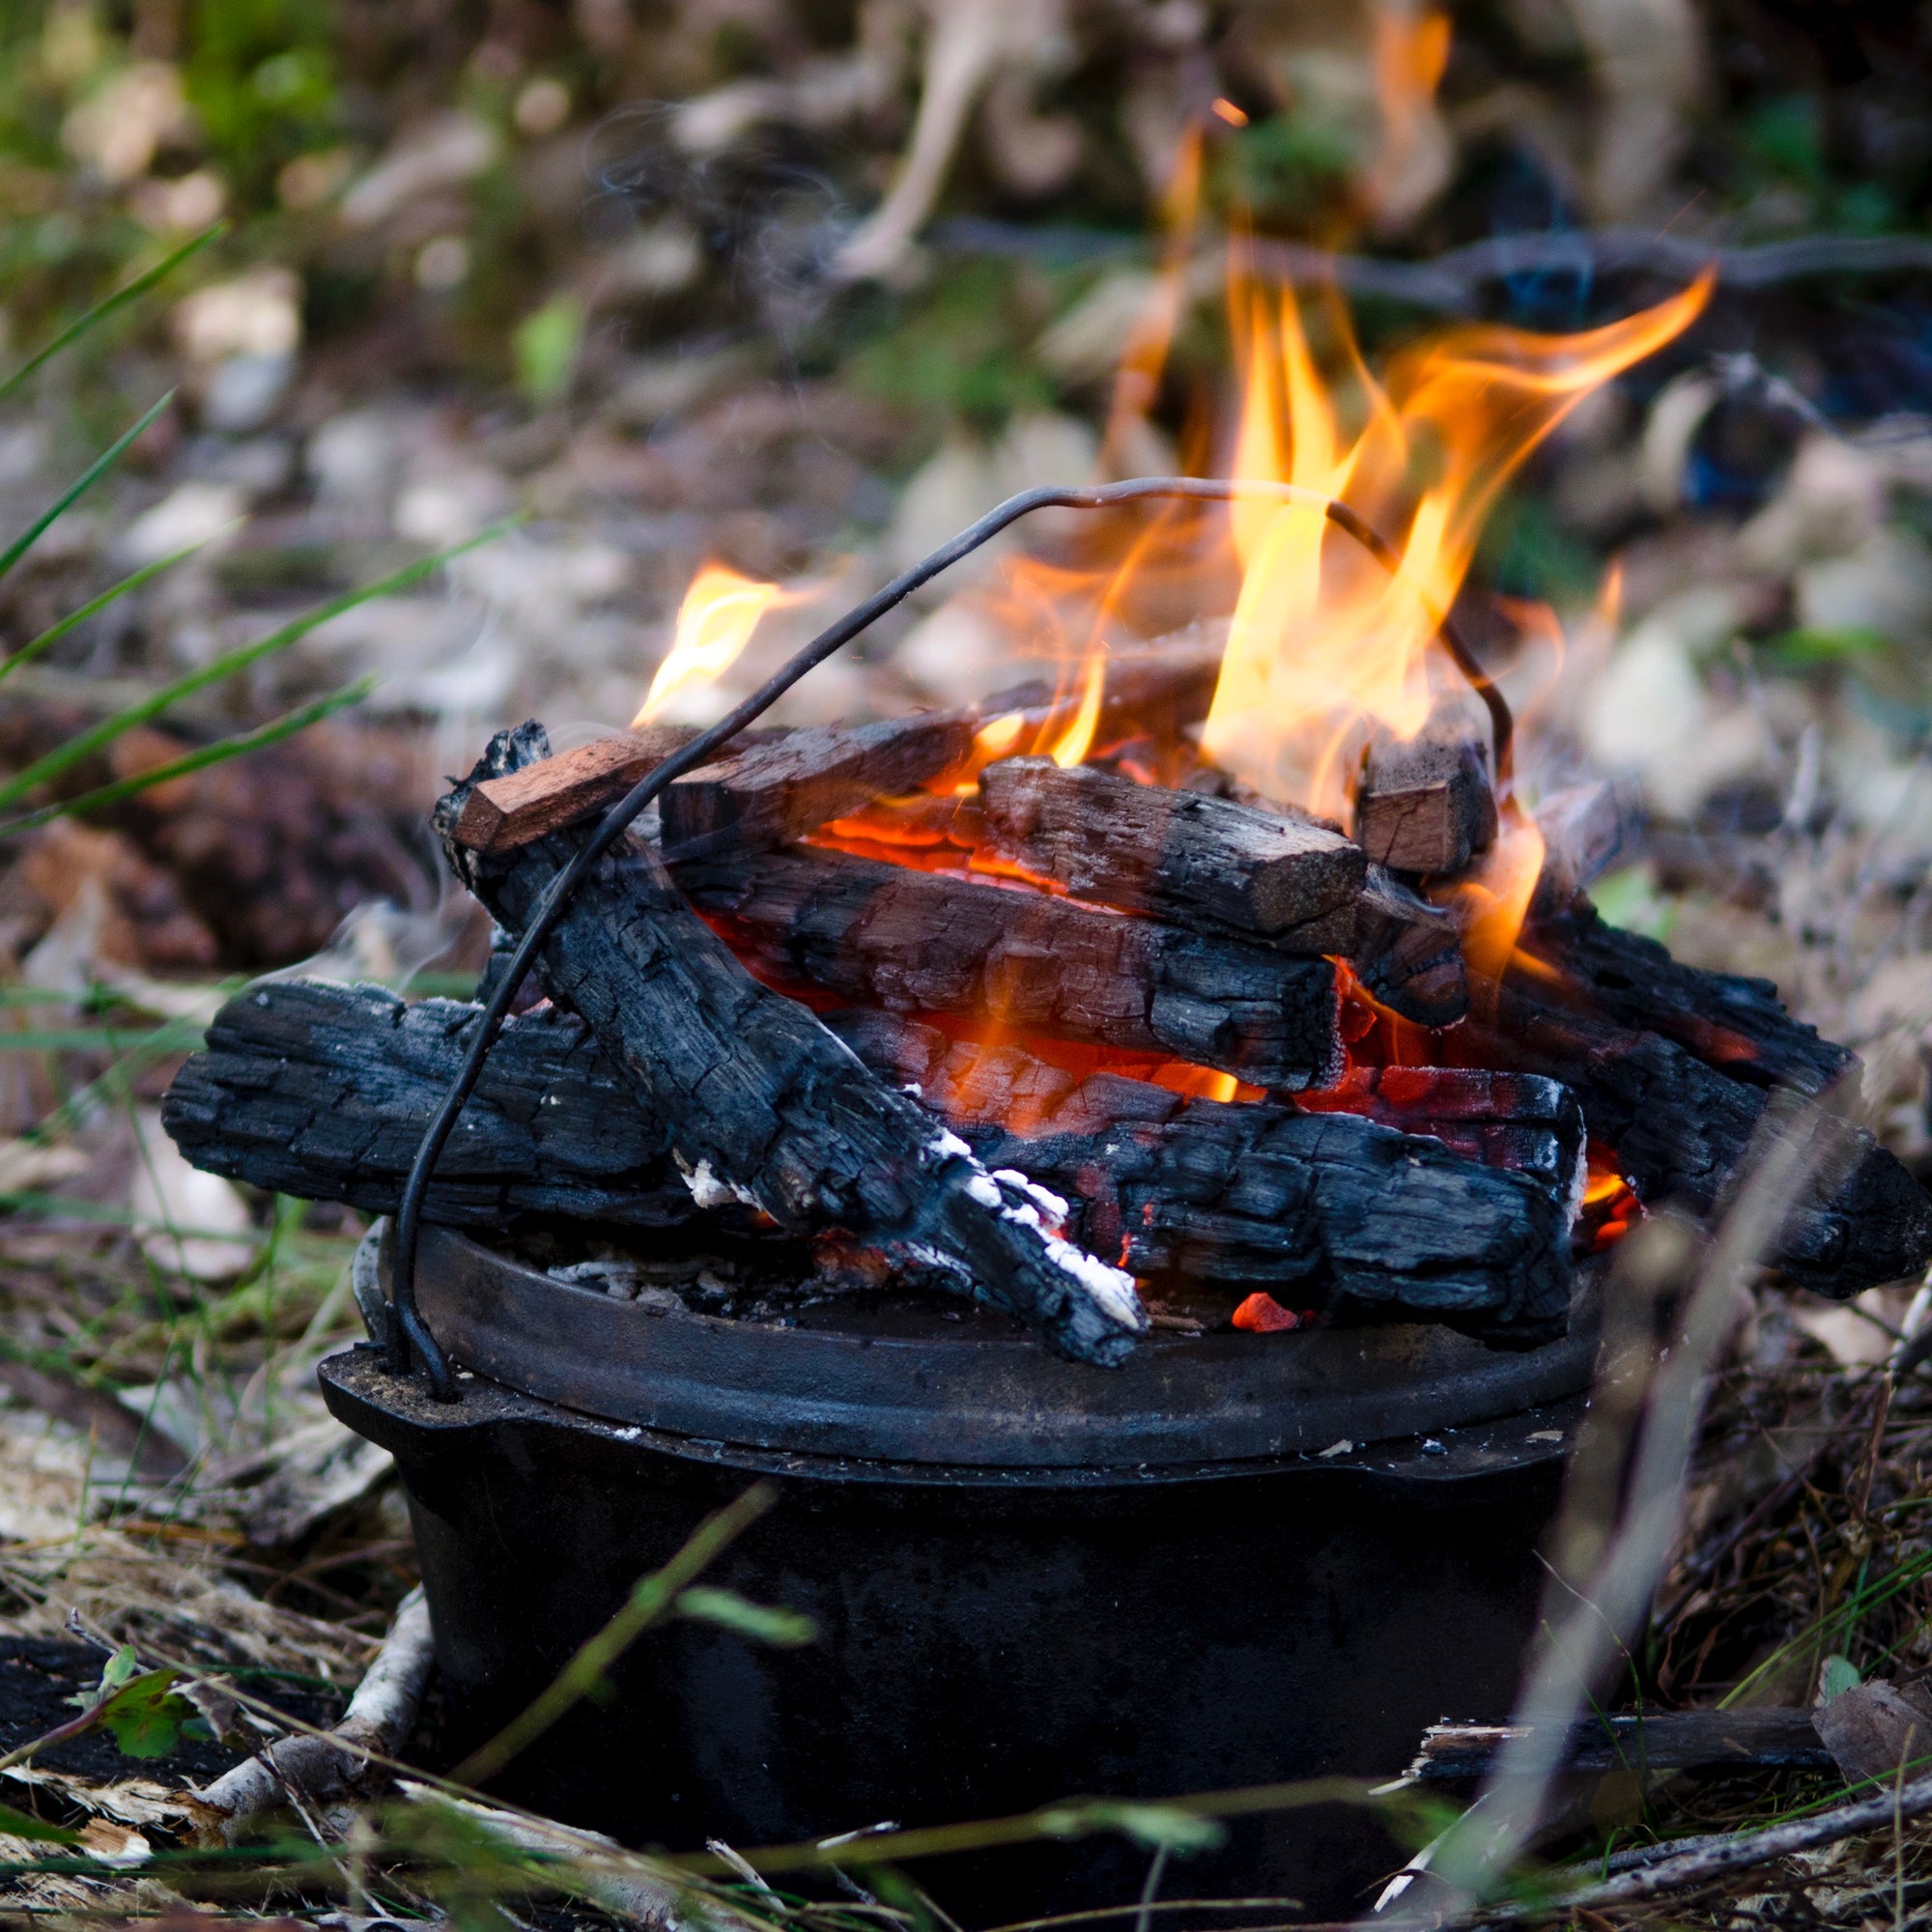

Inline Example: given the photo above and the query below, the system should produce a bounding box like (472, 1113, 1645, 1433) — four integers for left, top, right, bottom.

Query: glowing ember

(636, 563, 793, 727)
(1231, 1292, 1299, 1333)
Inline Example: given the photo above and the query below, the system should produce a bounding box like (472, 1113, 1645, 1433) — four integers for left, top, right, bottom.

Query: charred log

(1454, 979, 1932, 1296)
(1520, 899, 1854, 1094)
(1293, 1065, 1586, 1211)
(163, 979, 1573, 1340)
(957, 1089, 1571, 1343)
(449, 727, 698, 853)
(975, 756, 1365, 938)
(673, 841, 1345, 1089)
(161, 979, 707, 1232)
(437, 724, 1149, 1366)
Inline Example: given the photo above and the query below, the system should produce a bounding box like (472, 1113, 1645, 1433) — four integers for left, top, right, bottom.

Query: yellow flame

(1048, 652, 1107, 767)
(1453, 815, 1548, 1011)
(634, 564, 788, 727)
(1202, 266, 1713, 822)
(975, 711, 1025, 760)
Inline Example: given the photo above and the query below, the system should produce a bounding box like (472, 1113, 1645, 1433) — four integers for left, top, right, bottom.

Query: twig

(192, 1584, 436, 1842)
(931, 219, 1932, 313)
(1554, 1770, 1932, 1910)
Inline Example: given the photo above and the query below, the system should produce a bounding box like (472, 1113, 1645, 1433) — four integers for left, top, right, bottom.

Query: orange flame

(635, 563, 790, 727)
(1202, 267, 1713, 823)
(1048, 651, 1107, 767)
(1453, 814, 1548, 1008)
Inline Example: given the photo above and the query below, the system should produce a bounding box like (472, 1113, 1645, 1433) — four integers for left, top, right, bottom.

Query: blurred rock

(340, 113, 497, 230)
(128, 1106, 255, 1282)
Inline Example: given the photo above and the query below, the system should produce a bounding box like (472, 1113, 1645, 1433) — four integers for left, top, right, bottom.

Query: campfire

(161, 267, 1932, 1373)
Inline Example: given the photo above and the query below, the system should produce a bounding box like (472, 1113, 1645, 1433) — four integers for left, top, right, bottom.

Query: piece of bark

(975, 755, 1366, 936)
(1812, 1681, 1932, 1786)
(1406, 1710, 1836, 1785)
(1352, 700, 1499, 874)
(193, 1586, 436, 1844)
(448, 726, 699, 853)
(660, 713, 978, 860)
(164, 983, 1572, 1335)
(439, 724, 1148, 1366)
(162, 979, 709, 1232)
(674, 841, 1345, 1090)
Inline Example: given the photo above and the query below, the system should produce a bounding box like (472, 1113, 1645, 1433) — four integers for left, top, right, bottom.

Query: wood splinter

(1353, 697, 1499, 874)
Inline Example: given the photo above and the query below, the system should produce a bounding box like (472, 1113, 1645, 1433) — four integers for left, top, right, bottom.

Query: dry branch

(674, 841, 1345, 1089)
(438, 723, 1148, 1365)
(193, 1585, 435, 1843)
(1405, 1709, 1834, 1784)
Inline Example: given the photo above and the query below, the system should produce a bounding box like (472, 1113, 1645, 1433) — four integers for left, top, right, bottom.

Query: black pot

(324, 1226, 1596, 1924)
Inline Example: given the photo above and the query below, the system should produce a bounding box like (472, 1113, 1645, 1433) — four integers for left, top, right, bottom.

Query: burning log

(1352, 699, 1499, 874)
(1293, 1065, 1586, 1212)
(163, 980, 1574, 1339)
(1520, 899, 1853, 1094)
(982, 633, 1227, 749)
(659, 713, 977, 860)
(672, 841, 1346, 1090)
(1460, 973, 1932, 1296)
(437, 723, 1150, 1366)
(975, 756, 1364, 940)
(822, 760, 1464, 1025)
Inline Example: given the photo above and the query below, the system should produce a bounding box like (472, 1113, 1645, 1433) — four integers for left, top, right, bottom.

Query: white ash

(991, 1168, 1069, 1223)
(926, 1127, 975, 1164)
(674, 1152, 764, 1212)
(546, 1260, 691, 1315)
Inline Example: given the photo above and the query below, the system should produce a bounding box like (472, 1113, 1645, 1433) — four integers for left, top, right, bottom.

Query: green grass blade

(0, 677, 377, 840)
(0, 1023, 204, 1052)
(0, 519, 513, 811)
(0, 390, 177, 587)
(0, 535, 225, 690)
(0, 226, 224, 407)
(0, 1191, 259, 1243)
